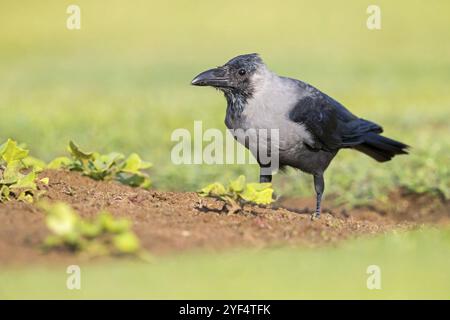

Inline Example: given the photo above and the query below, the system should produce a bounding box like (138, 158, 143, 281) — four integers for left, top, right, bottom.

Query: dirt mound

(0, 170, 448, 265)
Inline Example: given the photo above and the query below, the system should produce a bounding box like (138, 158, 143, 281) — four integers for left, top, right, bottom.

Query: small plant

(0, 139, 48, 203)
(198, 175, 274, 213)
(41, 201, 145, 257)
(48, 141, 152, 188)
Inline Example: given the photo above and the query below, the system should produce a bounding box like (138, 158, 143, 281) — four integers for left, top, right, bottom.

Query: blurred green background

(1, 0, 449, 203)
(2, 227, 449, 299)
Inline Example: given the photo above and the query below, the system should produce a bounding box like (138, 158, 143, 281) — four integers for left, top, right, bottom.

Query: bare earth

(0, 170, 448, 265)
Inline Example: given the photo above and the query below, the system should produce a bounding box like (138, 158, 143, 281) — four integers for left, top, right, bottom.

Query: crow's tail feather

(354, 132, 409, 162)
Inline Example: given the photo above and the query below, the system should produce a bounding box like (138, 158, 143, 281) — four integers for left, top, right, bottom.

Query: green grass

(0, 1, 449, 205)
(1, 227, 449, 299)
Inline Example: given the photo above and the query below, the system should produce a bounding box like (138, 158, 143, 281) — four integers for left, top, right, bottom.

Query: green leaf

(228, 175, 246, 193)
(92, 158, 109, 172)
(250, 182, 272, 191)
(78, 220, 102, 238)
(198, 182, 227, 197)
(68, 141, 94, 160)
(53, 143, 153, 189)
(113, 232, 140, 254)
(50, 142, 152, 190)
(100, 152, 124, 169)
(17, 192, 34, 203)
(139, 177, 152, 189)
(0, 185, 10, 201)
(115, 172, 151, 188)
(63, 232, 84, 249)
(47, 156, 72, 169)
(10, 171, 37, 190)
(0, 160, 22, 184)
(253, 188, 274, 204)
(43, 202, 79, 236)
(0, 139, 29, 164)
(98, 212, 131, 233)
(22, 156, 47, 172)
(199, 177, 275, 209)
(122, 153, 152, 173)
(240, 183, 274, 205)
(41, 202, 144, 257)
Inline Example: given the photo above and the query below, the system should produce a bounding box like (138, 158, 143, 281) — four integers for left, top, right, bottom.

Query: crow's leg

(259, 167, 276, 200)
(259, 161, 272, 183)
(259, 172, 272, 183)
(313, 174, 325, 219)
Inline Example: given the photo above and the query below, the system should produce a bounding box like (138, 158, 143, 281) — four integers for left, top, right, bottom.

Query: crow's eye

(238, 69, 246, 76)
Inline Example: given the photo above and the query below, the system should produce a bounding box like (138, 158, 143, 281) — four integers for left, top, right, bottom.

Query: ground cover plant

(48, 141, 152, 188)
(0, 139, 48, 203)
(42, 201, 142, 256)
(198, 175, 274, 213)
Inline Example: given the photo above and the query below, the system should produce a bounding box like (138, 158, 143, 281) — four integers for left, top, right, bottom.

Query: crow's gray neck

(224, 90, 249, 127)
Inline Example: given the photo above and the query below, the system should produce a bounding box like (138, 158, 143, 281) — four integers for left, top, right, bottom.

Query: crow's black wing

(289, 95, 341, 151)
(288, 88, 383, 152)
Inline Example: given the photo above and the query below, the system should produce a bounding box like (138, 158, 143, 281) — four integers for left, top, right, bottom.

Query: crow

(191, 53, 408, 218)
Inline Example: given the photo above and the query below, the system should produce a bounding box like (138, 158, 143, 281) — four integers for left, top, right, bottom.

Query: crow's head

(191, 53, 265, 99)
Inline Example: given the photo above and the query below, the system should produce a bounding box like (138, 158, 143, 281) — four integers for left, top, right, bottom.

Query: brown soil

(0, 170, 448, 265)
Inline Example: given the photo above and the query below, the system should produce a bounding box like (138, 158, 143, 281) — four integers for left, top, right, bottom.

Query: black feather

(288, 82, 409, 162)
(354, 133, 409, 162)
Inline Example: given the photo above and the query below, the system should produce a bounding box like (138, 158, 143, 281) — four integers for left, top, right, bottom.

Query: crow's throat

(223, 88, 252, 126)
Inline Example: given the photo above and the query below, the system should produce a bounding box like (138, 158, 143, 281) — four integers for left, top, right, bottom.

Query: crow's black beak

(191, 67, 230, 87)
